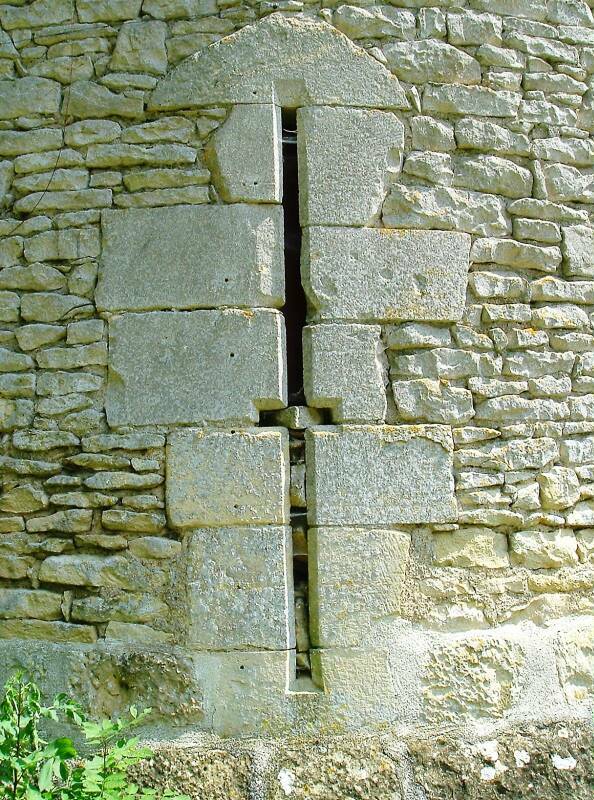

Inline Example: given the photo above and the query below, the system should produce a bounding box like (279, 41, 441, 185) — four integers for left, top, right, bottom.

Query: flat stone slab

(309, 527, 410, 647)
(305, 425, 456, 525)
(205, 105, 281, 204)
(97, 205, 284, 312)
(297, 107, 404, 226)
(303, 323, 387, 423)
(148, 13, 407, 110)
(303, 227, 471, 322)
(106, 310, 286, 426)
(166, 427, 289, 528)
(186, 526, 293, 650)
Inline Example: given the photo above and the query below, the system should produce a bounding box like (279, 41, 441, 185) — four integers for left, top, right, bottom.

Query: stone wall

(0, 0, 593, 797)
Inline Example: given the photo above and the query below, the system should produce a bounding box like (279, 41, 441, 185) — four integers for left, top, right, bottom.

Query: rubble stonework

(0, 2, 593, 798)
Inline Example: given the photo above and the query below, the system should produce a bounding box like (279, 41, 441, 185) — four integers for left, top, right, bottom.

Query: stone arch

(148, 12, 408, 111)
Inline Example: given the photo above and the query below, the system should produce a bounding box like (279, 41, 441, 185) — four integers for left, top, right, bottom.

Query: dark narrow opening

(281, 108, 307, 407)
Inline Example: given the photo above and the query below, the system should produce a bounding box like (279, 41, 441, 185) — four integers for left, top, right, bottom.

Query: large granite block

(309, 527, 410, 647)
(305, 425, 456, 525)
(297, 107, 404, 226)
(206, 104, 281, 203)
(303, 323, 387, 423)
(187, 526, 293, 650)
(106, 310, 286, 426)
(303, 227, 470, 322)
(166, 427, 289, 528)
(97, 205, 284, 312)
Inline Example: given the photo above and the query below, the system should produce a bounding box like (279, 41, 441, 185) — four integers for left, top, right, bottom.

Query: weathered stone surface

(383, 184, 510, 237)
(303, 227, 470, 323)
(298, 107, 403, 227)
(538, 466, 580, 510)
(26, 510, 92, 533)
(306, 425, 456, 526)
(0, 619, 96, 643)
(433, 528, 509, 569)
(423, 635, 523, 723)
(509, 529, 578, 568)
(333, 5, 415, 39)
(303, 324, 386, 423)
(309, 527, 410, 647)
(149, 14, 407, 110)
(562, 225, 594, 278)
(110, 21, 167, 75)
(39, 554, 160, 591)
(77, 0, 142, 22)
(97, 205, 283, 312)
(187, 526, 293, 650)
(166, 428, 289, 528)
(0, 77, 61, 120)
(384, 40, 481, 84)
(65, 81, 144, 120)
(0, 589, 61, 621)
(206, 105, 281, 203)
(107, 310, 286, 426)
(423, 85, 521, 117)
(0, 0, 73, 29)
(393, 379, 474, 424)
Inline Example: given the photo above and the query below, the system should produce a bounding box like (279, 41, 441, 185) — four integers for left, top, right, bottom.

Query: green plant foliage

(0, 672, 189, 800)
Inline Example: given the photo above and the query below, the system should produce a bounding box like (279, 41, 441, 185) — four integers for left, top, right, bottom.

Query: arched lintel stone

(148, 13, 409, 111)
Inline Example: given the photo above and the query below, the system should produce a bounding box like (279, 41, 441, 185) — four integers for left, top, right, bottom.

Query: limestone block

(110, 21, 168, 75)
(0, 0, 72, 29)
(453, 155, 533, 199)
(196, 650, 291, 737)
(538, 466, 580, 510)
(186, 526, 293, 650)
(383, 184, 510, 237)
(167, 428, 289, 528)
(297, 107, 404, 226)
(433, 528, 509, 569)
(149, 14, 407, 110)
(77, 0, 143, 22)
(303, 324, 386, 423)
(333, 6, 416, 39)
(384, 40, 481, 85)
(0, 77, 61, 120)
(555, 619, 594, 704)
(205, 105, 281, 203)
(509, 529, 578, 568)
(562, 225, 594, 278)
(309, 527, 410, 647)
(106, 310, 286, 426)
(0, 620, 96, 644)
(97, 205, 284, 312)
(306, 425, 456, 526)
(423, 85, 521, 117)
(0, 589, 62, 620)
(393, 379, 474, 425)
(455, 118, 530, 156)
(64, 81, 144, 120)
(39, 553, 163, 590)
(311, 648, 398, 729)
(303, 227, 470, 323)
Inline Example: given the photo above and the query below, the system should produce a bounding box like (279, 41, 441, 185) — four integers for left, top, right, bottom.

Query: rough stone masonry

(0, 1, 593, 798)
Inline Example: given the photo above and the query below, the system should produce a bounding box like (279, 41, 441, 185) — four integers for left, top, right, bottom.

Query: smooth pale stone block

(205, 104, 281, 203)
(305, 425, 456, 526)
(303, 323, 387, 423)
(297, 107, 404, 226)
(309, 527, 410, 647)
(148, 14, 407, 111)
(97, 205, 284, 312)
(166, 427, 289, 528)
(195, 650, 291, 737)
(187, 526, 293, 650)
(303, 227, 471, 323)
(106, 310, 286, 426)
